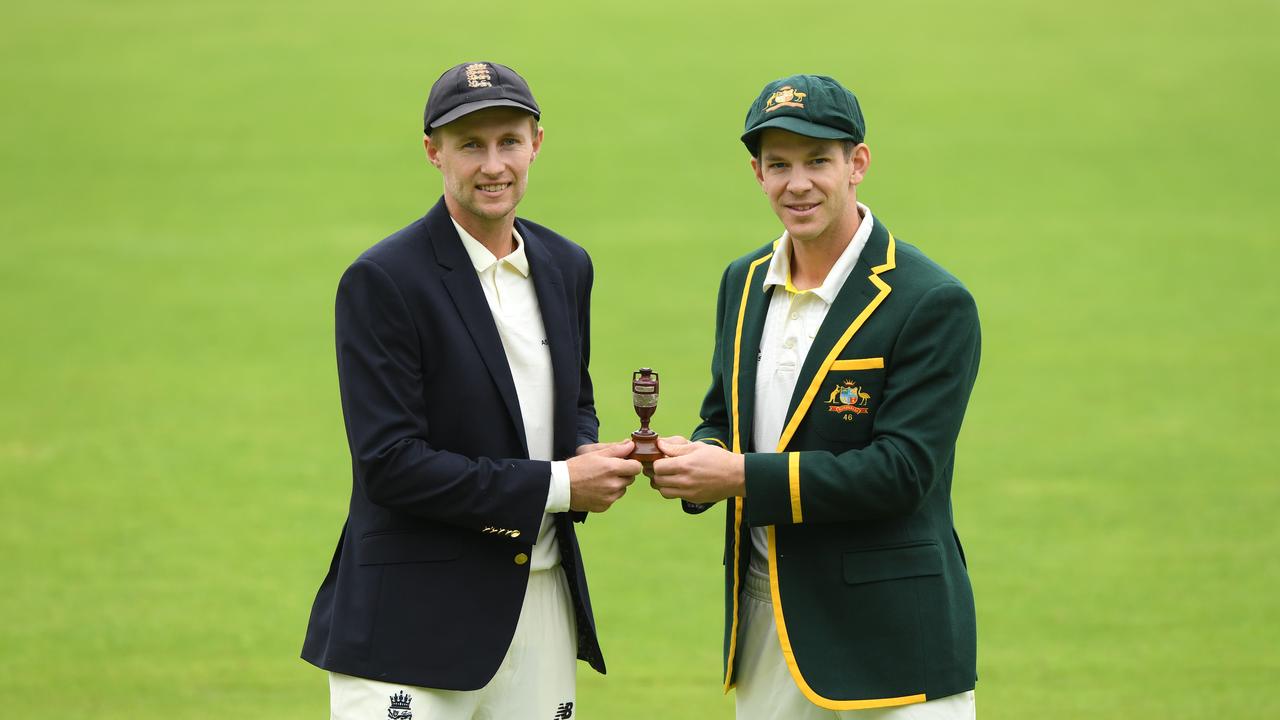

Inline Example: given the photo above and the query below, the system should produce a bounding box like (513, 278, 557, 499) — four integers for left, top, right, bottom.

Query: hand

(566, 440, 642, 512)
(640, 435, 692, 479)
(650, 437, 745, 504)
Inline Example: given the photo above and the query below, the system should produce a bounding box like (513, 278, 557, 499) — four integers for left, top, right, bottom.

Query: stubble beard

(451, 172, 528, 225)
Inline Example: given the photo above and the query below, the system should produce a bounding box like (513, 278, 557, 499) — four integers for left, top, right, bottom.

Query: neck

(445, 198, 517, 258)
(788, 203, 863, 291)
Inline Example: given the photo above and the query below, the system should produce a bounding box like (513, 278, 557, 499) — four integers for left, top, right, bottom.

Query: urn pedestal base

(630, 429, 662, 463)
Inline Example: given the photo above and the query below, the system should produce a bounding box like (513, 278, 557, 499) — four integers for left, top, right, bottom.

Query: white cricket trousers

(736, 570, 976, 720)
(329, 566, 578, 720)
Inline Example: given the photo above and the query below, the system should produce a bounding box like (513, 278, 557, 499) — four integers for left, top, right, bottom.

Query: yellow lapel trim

(723, 495, 744, 692)
(764, 233, 923, 709)
(731, 250, 774, 454)
(775, 233, 896, 454)
(724, 246, 773, 692)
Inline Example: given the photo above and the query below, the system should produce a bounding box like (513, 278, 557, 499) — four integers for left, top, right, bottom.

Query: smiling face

(751, 129, 870, 246)
(425, 107, 543, 233)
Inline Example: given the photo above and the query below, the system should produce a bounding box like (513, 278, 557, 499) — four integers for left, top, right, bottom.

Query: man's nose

(786, 168, 813, 194)
(480, 147, 504, 176)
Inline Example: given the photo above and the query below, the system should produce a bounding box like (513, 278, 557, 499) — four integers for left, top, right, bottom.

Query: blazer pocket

(829, 357, 885, 371)
(842, 540, 942, 586)
(811, 358, 885, 443)
(358, 529, 462, 565)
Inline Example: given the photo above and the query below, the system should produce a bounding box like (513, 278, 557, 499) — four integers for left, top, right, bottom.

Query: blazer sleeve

(743, 282, 981, 527)
(570, 249, 598, 524)
(335, 258, 550, 542)
(575, 251, 600, 449)
(684, 266, 734, 515)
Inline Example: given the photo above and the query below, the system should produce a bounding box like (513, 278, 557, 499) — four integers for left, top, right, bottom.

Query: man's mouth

(785, 202, 819, 214)
(477, 182, 512, 194)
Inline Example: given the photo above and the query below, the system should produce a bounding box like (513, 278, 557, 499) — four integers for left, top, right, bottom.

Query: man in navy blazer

(302, 62, 641, 720)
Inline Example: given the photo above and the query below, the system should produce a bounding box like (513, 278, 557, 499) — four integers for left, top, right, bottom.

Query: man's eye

(462, 141, 479, 149)
(811, 158, 829, 165)
(501, 137, 520, 146)
(770, 163, 787, 170)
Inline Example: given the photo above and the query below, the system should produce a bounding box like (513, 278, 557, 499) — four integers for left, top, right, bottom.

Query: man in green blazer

(651, 75, 981, 718)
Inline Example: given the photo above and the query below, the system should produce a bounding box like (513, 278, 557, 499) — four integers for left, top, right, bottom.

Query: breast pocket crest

(811, 357, 884, 443)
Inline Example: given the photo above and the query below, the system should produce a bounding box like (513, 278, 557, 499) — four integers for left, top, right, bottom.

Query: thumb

(595, 440, 635, 458)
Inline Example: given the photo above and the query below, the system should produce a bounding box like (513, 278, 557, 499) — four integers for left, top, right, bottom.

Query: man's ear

(751, 156, 765, 190)
(850, 143, 871, 187)
(424, 133, 443, 169)
(530, 125, 544, 163)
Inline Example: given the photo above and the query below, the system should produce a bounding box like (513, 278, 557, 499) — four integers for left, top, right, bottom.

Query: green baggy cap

(741, 74, 866, 155)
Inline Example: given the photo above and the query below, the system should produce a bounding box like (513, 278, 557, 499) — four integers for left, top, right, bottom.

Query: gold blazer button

(514, 553, 529, 565)
(509, 530, 521, 539)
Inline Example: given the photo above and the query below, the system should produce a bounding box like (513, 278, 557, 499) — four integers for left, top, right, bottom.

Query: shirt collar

(451, 217, 531, 278)
(762, 202, 874, 305)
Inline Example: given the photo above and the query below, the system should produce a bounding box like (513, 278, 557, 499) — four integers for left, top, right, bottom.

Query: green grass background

(2, 1, 1277, 717)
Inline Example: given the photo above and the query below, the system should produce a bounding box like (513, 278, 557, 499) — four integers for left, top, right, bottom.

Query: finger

(658, 438, 702, 456)
(650, 457, 682, 476)
(658, 485, 684, 500)
(650, 474, 681, 490)
(659, 435, 690, 445)
(575, 442, 605, 455)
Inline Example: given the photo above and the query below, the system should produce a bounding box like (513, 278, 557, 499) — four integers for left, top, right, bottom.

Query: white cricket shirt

(453, 219, 571, 572)
(749, 203, 873, 575)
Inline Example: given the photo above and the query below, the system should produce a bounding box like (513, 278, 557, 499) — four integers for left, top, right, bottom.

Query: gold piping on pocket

(830, 357, 885, 371)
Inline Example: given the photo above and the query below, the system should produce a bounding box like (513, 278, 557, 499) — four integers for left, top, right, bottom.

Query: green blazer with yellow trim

(687, 217, 981, 710)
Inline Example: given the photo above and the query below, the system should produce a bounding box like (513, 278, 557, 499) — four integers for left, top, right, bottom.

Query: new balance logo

(553, 701, 574, 719)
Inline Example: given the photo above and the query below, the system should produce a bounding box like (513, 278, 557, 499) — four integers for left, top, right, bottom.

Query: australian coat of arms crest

(826, 379, 871, 415)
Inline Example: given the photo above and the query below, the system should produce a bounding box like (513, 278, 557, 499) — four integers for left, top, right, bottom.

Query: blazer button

(509, 530, 521, 539)
(514, 553, 529, 565)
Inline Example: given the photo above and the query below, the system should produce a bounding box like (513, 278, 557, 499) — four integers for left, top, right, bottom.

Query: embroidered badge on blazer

(826, 379, 871, 417)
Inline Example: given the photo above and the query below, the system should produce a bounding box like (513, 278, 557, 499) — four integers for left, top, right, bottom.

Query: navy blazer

(302, 197, 605, 689)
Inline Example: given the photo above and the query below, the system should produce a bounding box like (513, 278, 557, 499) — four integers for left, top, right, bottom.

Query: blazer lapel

(426, 200, 528, 453)
(777, 219, 897, 452)
(731, 248, 776, 453)
(520, 221, 577, 458)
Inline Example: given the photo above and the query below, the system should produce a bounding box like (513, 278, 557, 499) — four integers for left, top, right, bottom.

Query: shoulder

(882, 235, 978, 327)
(517, 216, 591, 266)
(886, 234, 973, 302)
(892, 237, 961, 284)
(350, 215, 433, 279)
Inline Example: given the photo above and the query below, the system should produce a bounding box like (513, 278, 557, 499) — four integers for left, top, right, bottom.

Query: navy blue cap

(424, 62, 540, 134)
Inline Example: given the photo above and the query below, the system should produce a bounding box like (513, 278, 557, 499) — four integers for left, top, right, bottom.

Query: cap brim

(429, 99, 540, 130)
(741, 116, 856, 153)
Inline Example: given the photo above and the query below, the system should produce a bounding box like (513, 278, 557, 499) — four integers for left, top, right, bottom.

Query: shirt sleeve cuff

(547, 461, 572, 513)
